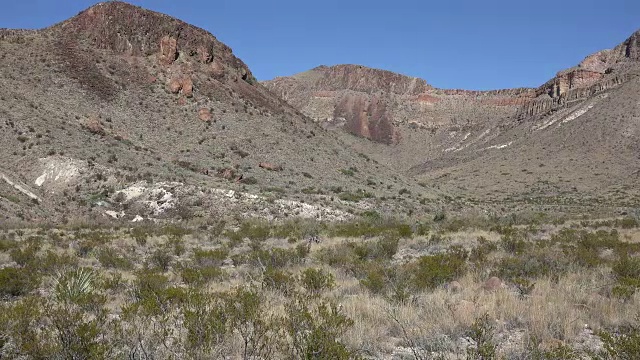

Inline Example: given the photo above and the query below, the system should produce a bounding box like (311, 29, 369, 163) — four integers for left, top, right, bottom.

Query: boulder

(198, 108, 212, 122)
(483, 277, 503, 292)
(259, 162, 283, 171)
(84, 116, 105, 136)
(159, 35, 178, 65)
(197, 45, 213, 63)
(210, 60, 225, 78)
(217, 168, 235, 180)
(167, 76, 193, 98)
(168, 78, 182, 94)
(181, 77, 193, 98)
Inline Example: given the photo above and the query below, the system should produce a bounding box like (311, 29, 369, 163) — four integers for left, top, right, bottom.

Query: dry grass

(1, 219, 640, 358)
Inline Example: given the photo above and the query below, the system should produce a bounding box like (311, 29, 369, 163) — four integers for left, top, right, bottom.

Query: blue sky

(2, 0, 639, 90)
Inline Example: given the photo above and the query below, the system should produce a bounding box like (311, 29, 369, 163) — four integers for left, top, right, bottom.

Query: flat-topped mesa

(302, 64, 431, 95)
(437, 88, 536, 97)
(49, 1, 254, 81)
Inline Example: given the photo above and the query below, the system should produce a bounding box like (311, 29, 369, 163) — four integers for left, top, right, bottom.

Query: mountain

(263, 32, 640, 212)
(0, 1, 439, 224)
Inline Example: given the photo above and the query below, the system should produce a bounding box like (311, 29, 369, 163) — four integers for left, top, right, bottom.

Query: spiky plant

(53, 267, 95, 304)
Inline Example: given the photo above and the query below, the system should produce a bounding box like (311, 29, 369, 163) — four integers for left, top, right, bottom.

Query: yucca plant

(53, 267, 95, 304)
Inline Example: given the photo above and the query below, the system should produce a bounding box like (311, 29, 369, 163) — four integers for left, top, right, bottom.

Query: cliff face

(519, 31, 640, 119)
(264, 30, 640, 145)
(264, 64, 538, 144)
(41, 1, 295, 113)
(52, 1, 251, 79)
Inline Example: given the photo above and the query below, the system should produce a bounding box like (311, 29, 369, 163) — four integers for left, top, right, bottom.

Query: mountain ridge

(0, 1, 442, 224)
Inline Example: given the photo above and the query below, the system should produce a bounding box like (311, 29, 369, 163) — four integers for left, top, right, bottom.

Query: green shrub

(500, 230, 529, 255)
(466, 313, 497, 360)
(300, 268, 335, 295)
(0, 296, 53, 358)
(359, 264, 387, 295)
(132, 269, 187, 315)
(182, 292, 227, 354)
(327, 218, 412, 239)
(150, 247, 173, 271)
(493, 251, 567, 282)
(0, 267, 39, 298)
(9, 242, 40, 267)
(239, 247, 306, 269)
(262, 267, 295, 295)
(97, 248, 133, 270)
(469, 237, 498, 265)
(130, 226, 149, 246)
(284, 296, 357, 360)
(180, 266, 225, 286)
(611, 256, 640, 300)
(224, 287, 279, 359)
(36, 250, 79, 275)
(409, 247, 467, 291)
(229, 220, 272, 242)
(193, 248, 229, 267)
(599, 316, 640, 359)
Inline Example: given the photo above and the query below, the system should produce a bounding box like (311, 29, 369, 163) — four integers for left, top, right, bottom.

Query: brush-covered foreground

(1, 214, 640, 359)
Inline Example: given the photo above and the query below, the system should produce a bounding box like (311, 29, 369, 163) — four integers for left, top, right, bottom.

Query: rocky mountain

(0, 2, 439, 224)
(264, 31, 640, 212)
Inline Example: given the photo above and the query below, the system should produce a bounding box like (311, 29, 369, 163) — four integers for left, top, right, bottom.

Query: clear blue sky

(2, 0, 639, 90)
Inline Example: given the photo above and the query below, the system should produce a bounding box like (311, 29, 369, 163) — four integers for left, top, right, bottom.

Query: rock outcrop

(519, 75, 629, 118)
(264, 30, 640, 144)
(334, 94, 400, 145)
(198, 108, 212, 122)
(167, 76, 194, 97)
(159, 35, 178, 65)
(258, 162, 283, 171)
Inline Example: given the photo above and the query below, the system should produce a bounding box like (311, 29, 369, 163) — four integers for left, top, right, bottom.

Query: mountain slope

(0, 2, 439, 223)
(264, 31, 640, 210)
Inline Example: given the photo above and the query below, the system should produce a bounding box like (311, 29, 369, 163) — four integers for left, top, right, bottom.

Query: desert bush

(327, 217, 412, 239)
(131, 269, 188, 315)
(469, 236, 498, 266)
(359, 263, 411, 303)
(180, 265, 225, 286)
(409, 246, 467, 291)
(283, 295, 357, 360)
(149, 247, 173, 271)
(262, 267, 295, 295)
(500, 229, 530, 255)
(97, 248, 133, 270)
(611, 256, 640, 300)
(492, 251, 567, 282)
(182, 291, 228, 356)
(9, 241, 41, 267)
(130, 226, 149, 246)
(466, 313, 497, 360)
(300, 268, 335, 295)
(224, 287, 279, 359)
(599, 315, 640, 359)
(227, 220, 272, 242)
(193, 248, 229, 267)
(271, 218, 321, 241)
(158, 224, 192, 239)
(45, 298, 109, 359)
(34, 250, 79, 275)
(0, 267, 39, 298)
(0, 237, 17, 252)
(0, 296, 54, 358)
(238, 246, 307, 270)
